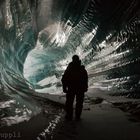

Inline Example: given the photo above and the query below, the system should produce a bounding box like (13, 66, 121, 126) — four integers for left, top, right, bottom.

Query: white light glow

(52, 30, 66, 46)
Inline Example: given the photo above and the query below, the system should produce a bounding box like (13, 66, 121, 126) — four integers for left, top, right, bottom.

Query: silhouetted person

(61, 55, 88, 121)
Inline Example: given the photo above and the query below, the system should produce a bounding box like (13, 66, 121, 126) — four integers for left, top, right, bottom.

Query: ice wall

(24, 0, 140, 96)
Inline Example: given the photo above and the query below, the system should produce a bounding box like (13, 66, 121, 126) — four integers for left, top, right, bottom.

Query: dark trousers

(65, 91, 84, 119)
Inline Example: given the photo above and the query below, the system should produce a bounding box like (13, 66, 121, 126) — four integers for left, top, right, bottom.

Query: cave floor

(53, 103, 140, 140)
(50, 88, 140, 140)
(1, 88, 140, 140)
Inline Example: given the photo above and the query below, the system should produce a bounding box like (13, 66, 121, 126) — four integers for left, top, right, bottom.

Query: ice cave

(0, 0, 140, 140)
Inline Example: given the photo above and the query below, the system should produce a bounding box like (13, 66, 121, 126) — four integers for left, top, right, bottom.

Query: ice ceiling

(0, 0, 140, 95)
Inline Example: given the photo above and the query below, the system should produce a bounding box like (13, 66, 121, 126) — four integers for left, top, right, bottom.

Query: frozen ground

(53, 102, 140, 140)
(35, 88, 140, 140)
(1, 88, 140, 140)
